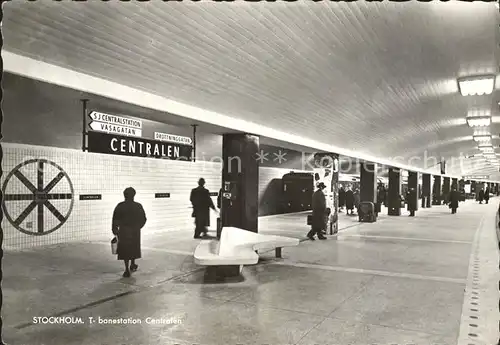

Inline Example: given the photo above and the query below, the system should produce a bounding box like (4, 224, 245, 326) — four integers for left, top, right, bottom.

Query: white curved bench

(194, 227, 300, 279)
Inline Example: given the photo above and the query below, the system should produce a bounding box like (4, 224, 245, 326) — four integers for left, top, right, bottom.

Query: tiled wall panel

(258, 167, 311, 216)
(2, 143, 222, 249)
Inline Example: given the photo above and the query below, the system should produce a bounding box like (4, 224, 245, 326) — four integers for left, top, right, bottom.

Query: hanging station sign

(86, 109, 193, 160)
(87, 131, 192, 160)
(154, 132, 193, 146)
(88, 111, 142, 137)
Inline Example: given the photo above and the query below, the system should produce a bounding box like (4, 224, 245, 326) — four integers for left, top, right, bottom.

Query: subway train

(280, 172, 388, 214)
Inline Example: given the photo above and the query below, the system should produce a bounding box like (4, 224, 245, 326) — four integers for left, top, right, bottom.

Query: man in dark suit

(406, 187, 417, 217)
(307, 182, 327, 241)
(190, 178, 218, 239)
(449, 186, 460, 214)
(112, 187, 147, 278)
(345, 186, 355, 215)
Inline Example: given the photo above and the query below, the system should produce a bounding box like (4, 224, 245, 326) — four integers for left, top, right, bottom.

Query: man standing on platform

(307, 182, 327, 241)
(406, 187, 417, 217)
(484, 186, 490, 204)
(449, 186, 460, 214)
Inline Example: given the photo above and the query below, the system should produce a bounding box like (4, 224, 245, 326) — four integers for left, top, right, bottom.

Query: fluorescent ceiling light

(458, 75, 495, 96)
(469, 109, 492, 117)
(480, 147, 495, 154)
(473, 134, 492, 142)
(466, 116, 491, 127)
(478, 143, 494, 149)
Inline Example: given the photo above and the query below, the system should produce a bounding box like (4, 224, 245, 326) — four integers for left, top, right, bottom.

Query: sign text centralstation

(87, 131, 193, 160)
(88, 111, 143, 137)
(89, 111, 142, 128)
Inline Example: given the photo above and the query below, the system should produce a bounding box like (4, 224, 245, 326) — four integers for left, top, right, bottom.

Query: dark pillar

(360, 162, 377, 204)
(388, 167, 401, 216)
(442, 177, 450, 203)
(432, 175, 441, 205)
(221, 133, 259, 233)
(422, 173, 431, 208)
(408, 171, 418, 211)
(471, 180, 476, 194)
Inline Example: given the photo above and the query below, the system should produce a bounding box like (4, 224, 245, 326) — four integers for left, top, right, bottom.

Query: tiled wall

(258, 167, 311, 216)
(2, 143, 222, 250)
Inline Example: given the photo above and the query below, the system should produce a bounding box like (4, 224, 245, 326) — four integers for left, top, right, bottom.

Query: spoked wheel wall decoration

(2, 159, 74, 236)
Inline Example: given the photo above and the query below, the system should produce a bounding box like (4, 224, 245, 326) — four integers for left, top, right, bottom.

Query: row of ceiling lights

(460, 75, 498, 167)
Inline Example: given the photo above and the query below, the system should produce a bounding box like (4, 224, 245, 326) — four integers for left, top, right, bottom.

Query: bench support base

(204, 265, 243, 283)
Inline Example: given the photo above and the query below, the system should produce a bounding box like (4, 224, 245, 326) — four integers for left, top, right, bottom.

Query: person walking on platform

(190, 178, 218, 239)
(406, 187, 417, 216)
(307, 182, 327, 241)
(449, 186, 460, 214)
(112, 187, 147, 278)
(345, 186, 355, 215)
(353, 189, 361, 214)
(484, 186, 490, 204)
(478, 189, 485, 204)
(339, 186, 346, 212)
(378, 185, 387, 208)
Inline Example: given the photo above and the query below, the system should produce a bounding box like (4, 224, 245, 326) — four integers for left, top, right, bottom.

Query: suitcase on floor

(358, 201, 376, 223)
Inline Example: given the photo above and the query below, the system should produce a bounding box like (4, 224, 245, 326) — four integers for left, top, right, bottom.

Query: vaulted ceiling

(3, 1, 500, 179)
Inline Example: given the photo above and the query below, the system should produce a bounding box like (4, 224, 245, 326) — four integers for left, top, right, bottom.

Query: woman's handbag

(111, 237, 118, 255)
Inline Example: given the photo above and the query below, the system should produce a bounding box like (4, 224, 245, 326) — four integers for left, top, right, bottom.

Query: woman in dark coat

(484, 187, 490, 204)
(353, 189, 361, 213)
(345, 187, 355, 215)
(377, 185, 387, 208)
(449, 187, 459, 214)
(339, 186, 346, 211)
(478, 189, 485, 204)
(112, 187, 147, 277)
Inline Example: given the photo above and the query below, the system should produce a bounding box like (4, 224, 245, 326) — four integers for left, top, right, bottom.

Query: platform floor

(4, 199, 499, 344)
